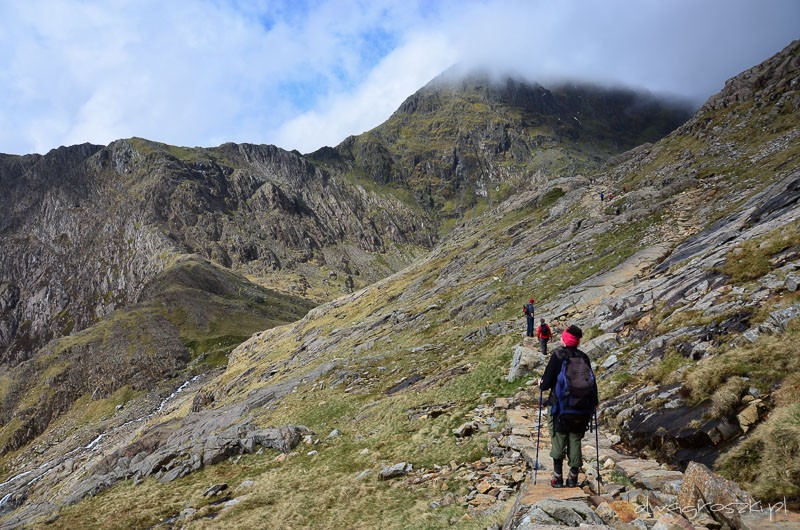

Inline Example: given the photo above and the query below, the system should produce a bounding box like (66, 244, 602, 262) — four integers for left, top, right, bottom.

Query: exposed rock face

(0, 140, 437, 365)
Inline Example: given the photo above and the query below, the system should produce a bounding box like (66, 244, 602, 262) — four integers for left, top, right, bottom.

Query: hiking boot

(550, 475, 564, 488)
(566, 473, 579, 487)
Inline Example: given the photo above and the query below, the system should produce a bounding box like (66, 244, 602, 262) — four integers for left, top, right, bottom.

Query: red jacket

(536, 324, 551, 339)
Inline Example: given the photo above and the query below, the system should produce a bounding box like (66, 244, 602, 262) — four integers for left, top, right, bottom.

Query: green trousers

(548, 415, 584, 469)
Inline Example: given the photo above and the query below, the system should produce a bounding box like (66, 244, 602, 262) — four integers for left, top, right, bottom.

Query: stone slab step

(613, 457, 662, 480)
(517, 480, 590, 504)
(506, 408, 533, 427)
(632, 469, 683, 493)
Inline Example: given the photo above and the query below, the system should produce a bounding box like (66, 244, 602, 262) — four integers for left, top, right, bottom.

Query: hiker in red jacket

(536, 318, 552, 356)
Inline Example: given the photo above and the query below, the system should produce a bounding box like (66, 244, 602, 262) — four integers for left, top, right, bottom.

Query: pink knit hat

(561, 328, 580, 347)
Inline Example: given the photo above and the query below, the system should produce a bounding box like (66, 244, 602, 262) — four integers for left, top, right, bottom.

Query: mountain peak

(319, 71, 693, 220)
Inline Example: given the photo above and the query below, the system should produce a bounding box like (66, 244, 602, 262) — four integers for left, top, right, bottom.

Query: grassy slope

(0, 254, 315, 460)
(48, 174, 702, 529)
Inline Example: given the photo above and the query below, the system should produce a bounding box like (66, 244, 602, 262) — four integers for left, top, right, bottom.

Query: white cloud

(0, 0, 798, 156)
(274, 31, 456, 153)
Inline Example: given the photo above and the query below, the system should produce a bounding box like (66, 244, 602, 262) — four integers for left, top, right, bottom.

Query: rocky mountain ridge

(0, 139, 437, 361)
(0, 41, 797, 529)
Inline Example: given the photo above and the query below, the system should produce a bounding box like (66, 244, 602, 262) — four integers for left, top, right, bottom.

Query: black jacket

(539, 346, 598, 408)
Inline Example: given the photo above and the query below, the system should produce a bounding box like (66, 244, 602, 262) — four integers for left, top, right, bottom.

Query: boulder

(600, 354, 618, 369)
(766, 304, 800, 331)
(203, 483, 228, 497)
(595, 501, 618, 522)
(159, 464, 190, 484)
(326, 429, 341, 440)
(582, 333, 619, 358)
(736, 400, 765, 433)
(677, 461, 756, 530)
(247, 425, 314, 453)
(608, 500, 639, 523)
(380, 462, 412, 480)
(452, 422, 478, 437)
(743, 328, 761, 343)
(508, 345, 545, 381)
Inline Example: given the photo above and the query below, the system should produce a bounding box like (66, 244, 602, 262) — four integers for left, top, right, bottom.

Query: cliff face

(0, 140, 437, 366)
(1, 42, 797, 528)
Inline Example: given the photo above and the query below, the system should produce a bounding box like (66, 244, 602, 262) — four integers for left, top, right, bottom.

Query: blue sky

(0, 0, 797, 156)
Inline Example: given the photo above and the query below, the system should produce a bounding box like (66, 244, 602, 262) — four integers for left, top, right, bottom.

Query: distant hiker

(539, 325, 598, 488)
(523, 298, 535, 337)
(599, 191, 604, 201)
(536, 318, 552, 356)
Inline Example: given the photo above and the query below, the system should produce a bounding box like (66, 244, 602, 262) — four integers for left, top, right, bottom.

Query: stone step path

(502, 399, 800, 530)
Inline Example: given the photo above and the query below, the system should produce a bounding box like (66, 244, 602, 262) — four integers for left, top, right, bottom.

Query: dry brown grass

(684, 319, 800, 403)
(717, 402, 800, 503)
(709, 376, 749, 419)
(707, 320, 800, 503)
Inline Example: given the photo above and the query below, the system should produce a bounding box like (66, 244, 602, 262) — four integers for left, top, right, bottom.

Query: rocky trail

(501, 394, 800, 529)
(396, 336, 800, 529)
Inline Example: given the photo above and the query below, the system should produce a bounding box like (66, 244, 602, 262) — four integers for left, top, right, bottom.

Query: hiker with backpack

(536, 318, 552, 356)
(523, 298, 535, 337)
(538, 325, 598, 488)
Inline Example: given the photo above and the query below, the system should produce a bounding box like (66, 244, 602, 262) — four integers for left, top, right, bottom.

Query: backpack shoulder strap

(554, 347, 570, 362)
(574, 348, 589, 361)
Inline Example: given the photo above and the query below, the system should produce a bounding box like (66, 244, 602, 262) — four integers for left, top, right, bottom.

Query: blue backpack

(552, 348, 596, 433)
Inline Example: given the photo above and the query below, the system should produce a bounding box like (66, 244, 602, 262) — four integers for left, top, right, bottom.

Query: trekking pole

(594, 408, 603, 493)
(533, 389, 543, 485)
